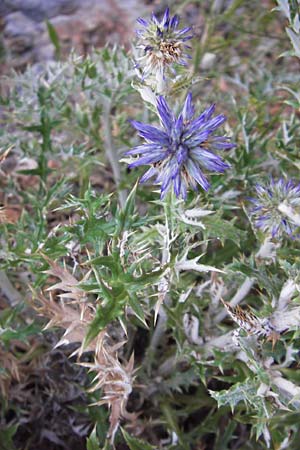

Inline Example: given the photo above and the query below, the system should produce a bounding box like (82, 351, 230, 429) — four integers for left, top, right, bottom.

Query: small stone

(200, 52, 217, 70)
(0, 0, 80, 22)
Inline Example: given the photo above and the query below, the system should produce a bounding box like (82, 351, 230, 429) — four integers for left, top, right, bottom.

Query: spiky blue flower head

(125, 93, 234, 199)
(135, 7, 193, 79)
(249, 178, 300, 238)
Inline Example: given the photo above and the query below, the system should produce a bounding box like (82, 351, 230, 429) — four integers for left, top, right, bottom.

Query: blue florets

(125, 93, 235, 199)
(249, 178, 300, 238)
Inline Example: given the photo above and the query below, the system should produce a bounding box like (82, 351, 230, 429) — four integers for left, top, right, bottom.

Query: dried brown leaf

(42, 256, 89, 303)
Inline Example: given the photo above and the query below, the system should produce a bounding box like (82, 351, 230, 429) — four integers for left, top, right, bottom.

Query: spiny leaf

(286, 27, 300, 58)
(127, 293, 147, 326)
(203, 214, 245, 246)
(86, 427, 100, 450)
(85, 289, 127, 345)
(209, 379, 260, 413)
(122, 267, 167, 289)
(116, 182, 138, 233)
(87, 255, 121, 278)
(121, 429, 156, 450)
(0, 322, 40, 343)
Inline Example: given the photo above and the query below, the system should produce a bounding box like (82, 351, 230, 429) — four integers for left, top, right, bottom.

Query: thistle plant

(1, 2, 300, 450)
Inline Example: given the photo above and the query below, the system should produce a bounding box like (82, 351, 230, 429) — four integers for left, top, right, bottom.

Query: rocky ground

(0, 0, 149, 71)
(0, 0, 206, 73)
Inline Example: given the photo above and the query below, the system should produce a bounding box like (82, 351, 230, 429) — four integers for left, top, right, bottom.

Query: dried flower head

(126, 93, 234, 199)
(220, 299, 280, 347)
(249, 178, 300, 238)
(221, 299, 273, 337)
(135, 7, 193, 81)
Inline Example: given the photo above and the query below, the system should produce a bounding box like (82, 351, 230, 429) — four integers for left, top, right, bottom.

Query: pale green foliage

(275, 0, 300, 58)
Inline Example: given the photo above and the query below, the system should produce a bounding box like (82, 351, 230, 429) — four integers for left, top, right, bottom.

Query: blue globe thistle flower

(135, 7, 193, 80)
(125, 93, 234, 199)
(249, 178, 300, 238)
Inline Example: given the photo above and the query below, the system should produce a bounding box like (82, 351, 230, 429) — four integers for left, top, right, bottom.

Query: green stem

(102, 104, 127, 208)
(37, 86, 53, 191)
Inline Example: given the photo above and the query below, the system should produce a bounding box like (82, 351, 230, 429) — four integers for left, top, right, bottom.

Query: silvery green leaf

(184, 207, 214, 218)
(286, 27, 300, 58)
(133, 84, 157, 107)
(175, 255, 225, 274)
(178, 207, 214, 229)
(277, 279, 297, 311)
(209, 379, 258, 413)
(293, 13, 300, 33)
(282, 121, 292, 145)
(271, 307, 300, 332)
(274, 0, 291, 21)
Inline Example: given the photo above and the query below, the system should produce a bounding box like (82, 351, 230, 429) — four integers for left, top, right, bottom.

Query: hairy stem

(148, 306, 168, 355)
(148, 201, 172, 358)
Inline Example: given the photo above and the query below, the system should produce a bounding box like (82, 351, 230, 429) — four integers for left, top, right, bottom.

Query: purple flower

(135, 7, 193, 79)
(125, 93, 234, 199)
(249, 178, 300, 238)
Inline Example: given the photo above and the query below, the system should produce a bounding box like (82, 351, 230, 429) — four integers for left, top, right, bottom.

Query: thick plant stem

(102, 105, 126, 208)
(149, 306, 168, 354)
(148, 199, 172, 357)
